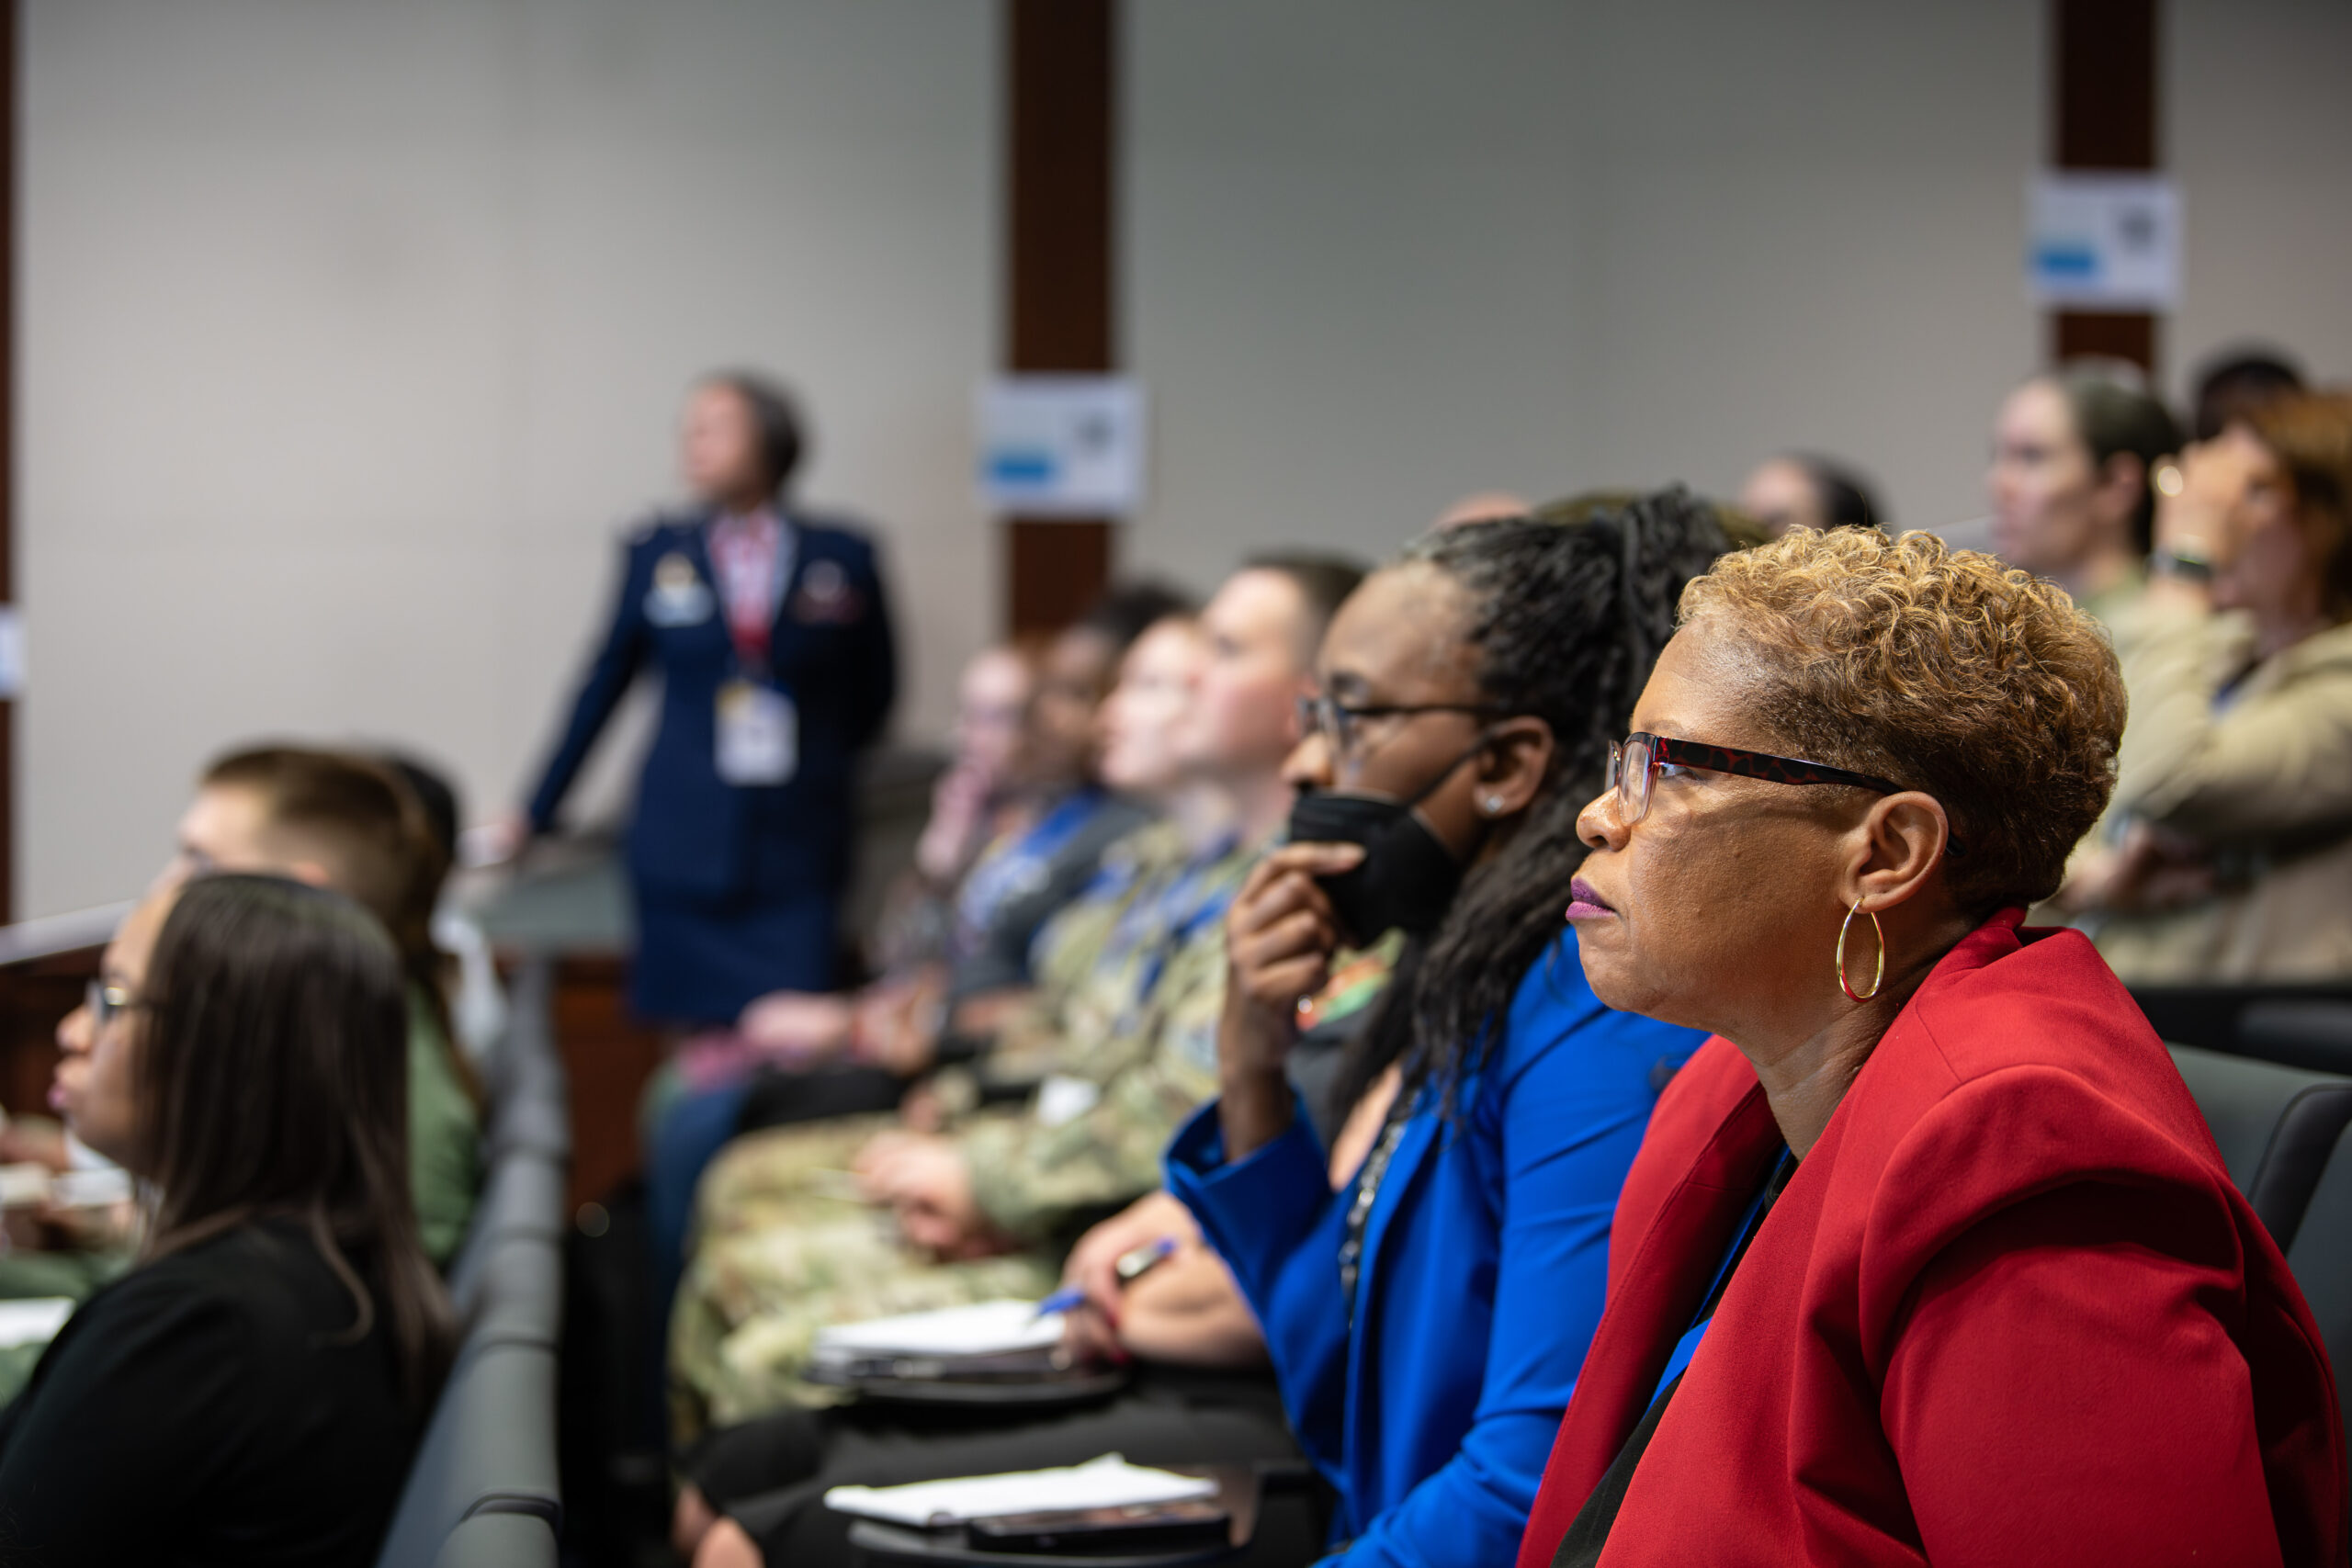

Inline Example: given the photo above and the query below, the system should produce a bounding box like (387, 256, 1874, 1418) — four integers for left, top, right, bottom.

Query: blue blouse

(1164, 931, 1703, 1568)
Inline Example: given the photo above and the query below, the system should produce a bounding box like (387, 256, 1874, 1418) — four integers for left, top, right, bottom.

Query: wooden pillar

(1002, 0, 1115, 637)
(2050, 0, 2159, 376)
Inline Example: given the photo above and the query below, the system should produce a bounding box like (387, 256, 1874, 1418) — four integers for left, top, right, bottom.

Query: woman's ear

(1473, 716, 1556, 818)
(1845, 792, 1954, 913)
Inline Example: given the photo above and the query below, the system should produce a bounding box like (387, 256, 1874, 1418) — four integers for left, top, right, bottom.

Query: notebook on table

(804, 1300, 1127, 1404)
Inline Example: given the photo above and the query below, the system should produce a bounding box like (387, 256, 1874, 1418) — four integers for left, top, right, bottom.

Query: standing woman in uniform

(520, 374, 897, 1025)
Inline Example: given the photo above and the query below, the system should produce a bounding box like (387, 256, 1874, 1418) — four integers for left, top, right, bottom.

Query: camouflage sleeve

(964, 934, 1229, 1246)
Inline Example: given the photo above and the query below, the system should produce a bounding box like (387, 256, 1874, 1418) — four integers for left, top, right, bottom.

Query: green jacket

(409, 995, 481, 1266)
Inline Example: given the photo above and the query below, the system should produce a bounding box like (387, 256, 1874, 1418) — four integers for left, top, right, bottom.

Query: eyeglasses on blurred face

(85, 980, 148, 1033)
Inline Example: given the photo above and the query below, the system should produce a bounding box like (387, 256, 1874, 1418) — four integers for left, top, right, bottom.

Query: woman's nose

(55, 1004, 92, 1057)
(1282, 730, 1335, 791)
(1576, 789, 1629, 852)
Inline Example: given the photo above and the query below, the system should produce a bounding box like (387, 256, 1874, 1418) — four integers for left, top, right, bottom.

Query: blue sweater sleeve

(1164, 1100, 1355, 1487)
(1335, 959, 1679, 1568)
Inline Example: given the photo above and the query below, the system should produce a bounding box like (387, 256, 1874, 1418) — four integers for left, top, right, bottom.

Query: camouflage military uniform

(670, 821, 1260, 1438)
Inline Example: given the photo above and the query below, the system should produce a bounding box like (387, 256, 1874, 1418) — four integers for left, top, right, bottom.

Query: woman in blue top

(1160, 496, 1730, 1568)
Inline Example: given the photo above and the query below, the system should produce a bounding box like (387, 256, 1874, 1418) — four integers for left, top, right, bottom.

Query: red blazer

(1517, 911, 2346, 1568)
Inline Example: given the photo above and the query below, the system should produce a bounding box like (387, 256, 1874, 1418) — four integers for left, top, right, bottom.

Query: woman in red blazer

(1521, 526, 2346, 1567)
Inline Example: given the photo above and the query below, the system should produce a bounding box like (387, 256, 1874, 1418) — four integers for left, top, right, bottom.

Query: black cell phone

(967, 1499, 1230, 1555)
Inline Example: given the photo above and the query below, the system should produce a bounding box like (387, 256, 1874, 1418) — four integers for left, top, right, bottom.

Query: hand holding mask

(1285, 789, 1466, 946)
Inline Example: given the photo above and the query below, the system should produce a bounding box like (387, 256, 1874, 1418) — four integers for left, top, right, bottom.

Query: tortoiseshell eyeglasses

(1604, 733, 1963, 855)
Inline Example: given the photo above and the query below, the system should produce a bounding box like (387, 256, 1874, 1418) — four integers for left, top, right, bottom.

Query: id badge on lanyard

(711, 517, 798, 786)
(717, 679, 797, 785)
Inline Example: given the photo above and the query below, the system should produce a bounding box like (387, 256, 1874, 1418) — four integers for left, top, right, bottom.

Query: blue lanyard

(956, 789, 1103, 937)
(1106, 840, 1241, 1033)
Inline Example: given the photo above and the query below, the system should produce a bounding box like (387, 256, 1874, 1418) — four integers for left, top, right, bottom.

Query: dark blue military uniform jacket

(526, 510, 896, 906)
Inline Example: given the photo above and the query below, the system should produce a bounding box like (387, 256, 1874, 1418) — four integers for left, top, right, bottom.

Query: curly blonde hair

(1679, 527, 2125, 914)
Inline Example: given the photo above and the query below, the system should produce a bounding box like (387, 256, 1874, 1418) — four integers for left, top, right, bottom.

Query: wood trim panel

(2049, 0, 2158, 376)
(1002, 0, 1116, 634)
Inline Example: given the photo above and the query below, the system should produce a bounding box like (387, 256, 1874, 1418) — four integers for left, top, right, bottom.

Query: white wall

(1125, 0, 2352, 580)
(1122, 0, 1589, 584)
(1124, 0, 2044, 581)
(21, 0, 998, 916)
(2168, 0, 2352, 399)
(21, 1, 2352, 918)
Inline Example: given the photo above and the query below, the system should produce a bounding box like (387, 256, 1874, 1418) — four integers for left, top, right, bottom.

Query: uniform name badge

(716, 679, 797, 786)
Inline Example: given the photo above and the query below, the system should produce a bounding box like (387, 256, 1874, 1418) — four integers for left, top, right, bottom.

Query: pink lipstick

(1565, 876, 1615, 922)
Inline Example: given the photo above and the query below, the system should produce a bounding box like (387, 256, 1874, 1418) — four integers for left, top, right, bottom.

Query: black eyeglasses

(1296, 694, 1501, 757)
(1606, 732, 1964, 855)
(85, 980, 148, 1032)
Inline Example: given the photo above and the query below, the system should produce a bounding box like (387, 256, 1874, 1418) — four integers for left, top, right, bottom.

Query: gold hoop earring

(1837, 901, 1884, 1002)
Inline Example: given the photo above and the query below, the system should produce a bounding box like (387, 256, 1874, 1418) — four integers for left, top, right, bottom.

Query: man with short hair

(667, 557, 1365, 1439)
(176, 746, 481, 1264)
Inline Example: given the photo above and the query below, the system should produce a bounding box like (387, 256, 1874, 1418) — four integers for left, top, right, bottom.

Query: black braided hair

(1323, 489, 1734, 1125)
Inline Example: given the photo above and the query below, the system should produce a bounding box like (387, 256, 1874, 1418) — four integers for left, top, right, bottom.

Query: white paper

(811, 1299, 1065, 1364)
(0, 1163, 51, 1208)
(51, 1167, 132, 1209)
(976, 377, 1148, 516)
(0, 1298, 74, 1350)
(825, 1453, 1216, 1529)
(2027, 173, 2181, 309)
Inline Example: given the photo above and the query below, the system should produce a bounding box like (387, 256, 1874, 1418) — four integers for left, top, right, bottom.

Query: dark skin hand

(1216, 841, 1363, 1160)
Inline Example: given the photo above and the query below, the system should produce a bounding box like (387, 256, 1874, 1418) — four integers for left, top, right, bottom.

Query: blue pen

(1033, 1236, 1179, 1319)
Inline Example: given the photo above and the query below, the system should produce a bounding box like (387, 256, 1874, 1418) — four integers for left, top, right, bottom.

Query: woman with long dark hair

(0, 874, 454, 1566)
(1158, 496, 1730, 1568)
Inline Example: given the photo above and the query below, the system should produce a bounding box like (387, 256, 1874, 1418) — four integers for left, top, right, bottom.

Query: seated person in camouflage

(669, 558, 1363, 1440)
(729, 583, 1189, 1095)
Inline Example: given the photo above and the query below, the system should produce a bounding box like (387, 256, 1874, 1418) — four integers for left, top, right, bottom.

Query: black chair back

(2170, 1045, 2352, 1250)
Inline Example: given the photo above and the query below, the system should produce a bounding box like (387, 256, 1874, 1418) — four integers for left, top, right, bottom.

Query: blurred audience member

(932, 584, 1191, 1013)
(669, 557, 1360, 1442)
(647, 588, 1186, 1342)
(381, 753, 509, 1066)
(2192, 345, 2305, 443)
(2069, 389, 2352, 980)
(1988, 367, 2199, 912)
(178, 747, 481, 1264)
(0, 875, 454, 1566)
(1736, 453, 1884, 537)
(1987, 364, 2180, 617)
(901, 645, 1038, 907)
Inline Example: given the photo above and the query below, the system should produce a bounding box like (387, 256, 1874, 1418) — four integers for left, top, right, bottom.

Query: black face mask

(1286, 744, 1486, 944)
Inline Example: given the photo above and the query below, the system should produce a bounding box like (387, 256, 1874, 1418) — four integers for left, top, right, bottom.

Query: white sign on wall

(976, 376, 1147, 516)
(2027, 173, 2181, 310)
(0, 607, 24, 699)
